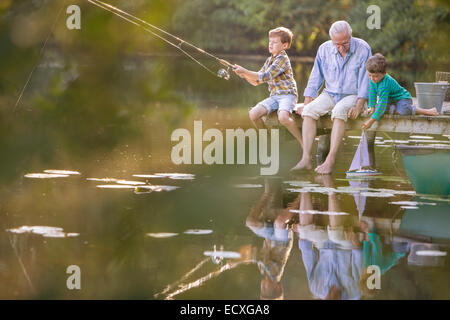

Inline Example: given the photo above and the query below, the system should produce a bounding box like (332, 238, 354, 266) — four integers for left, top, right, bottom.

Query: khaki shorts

(327, 226, 354, 250)
(298, 225, 354, 249)
(297, 224, 328, 249)
(301, 92, 366, 122)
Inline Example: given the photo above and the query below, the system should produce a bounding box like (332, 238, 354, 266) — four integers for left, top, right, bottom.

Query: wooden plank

(264, 102, 450, 135)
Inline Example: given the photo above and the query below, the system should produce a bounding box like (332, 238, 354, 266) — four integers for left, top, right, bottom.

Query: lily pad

(132, 174, 163, 178)
(44, 170, 81, 175)
(290, 209, 349, 216)
(203, 250, 241, 259)
(146, 232, 179, 238)
(96, 184, 136, 189)
(116, 180, 146, 185)
(24, 173, 69, 179)
(6, 226, 79, 238)
(155, 173, 195, 180)
(87, 178, 118, 182)
(360, 192, 394, 197)
(284, 181, 320, 187)
(233, 184, 263, 188)
(415, 250, 447, 257)
(184, 229, 213, 235)
(409, 135, 434, 140)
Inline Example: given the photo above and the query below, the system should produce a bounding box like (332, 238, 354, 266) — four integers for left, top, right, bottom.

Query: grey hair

(329, 20, 352, 38)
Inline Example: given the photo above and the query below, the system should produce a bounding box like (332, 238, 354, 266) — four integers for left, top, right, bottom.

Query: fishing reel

(217, 67, 230, 80)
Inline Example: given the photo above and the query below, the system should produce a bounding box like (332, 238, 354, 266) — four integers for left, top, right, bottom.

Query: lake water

(0, 57, 448, 299)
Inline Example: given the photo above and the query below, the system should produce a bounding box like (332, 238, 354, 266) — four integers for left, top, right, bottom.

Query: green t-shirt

(363, 232, 405, 274)
(368, 73, 412, 121)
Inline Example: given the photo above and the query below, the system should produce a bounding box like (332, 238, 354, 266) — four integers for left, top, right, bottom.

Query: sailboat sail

(349, 132, 371, 171)
(349, 180, 369, 217)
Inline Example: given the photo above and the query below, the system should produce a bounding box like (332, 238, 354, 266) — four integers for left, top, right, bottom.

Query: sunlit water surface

(0, 59, 448, 299)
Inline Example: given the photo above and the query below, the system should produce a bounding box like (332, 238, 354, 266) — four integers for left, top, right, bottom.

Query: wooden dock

(264, 98, 450, 135)
(263, 98, 450, 166)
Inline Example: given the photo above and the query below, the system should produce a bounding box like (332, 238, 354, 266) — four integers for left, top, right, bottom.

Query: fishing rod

(87, 0, 234, 79)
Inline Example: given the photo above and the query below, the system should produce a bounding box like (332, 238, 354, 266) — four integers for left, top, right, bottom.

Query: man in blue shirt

(291, 21, 371, 174)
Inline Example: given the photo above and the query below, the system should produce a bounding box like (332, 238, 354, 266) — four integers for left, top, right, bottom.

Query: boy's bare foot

(417, 107, 440, 116)
(314, 159, 334, 175)
(427, 107, 439, 116)
(290, 159, 312, 171)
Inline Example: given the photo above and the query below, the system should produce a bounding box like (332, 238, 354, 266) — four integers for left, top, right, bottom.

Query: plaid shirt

(257, 50, 298, 97)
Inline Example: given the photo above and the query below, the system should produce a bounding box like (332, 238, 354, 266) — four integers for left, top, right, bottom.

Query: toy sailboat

(346, 131, 382, 177)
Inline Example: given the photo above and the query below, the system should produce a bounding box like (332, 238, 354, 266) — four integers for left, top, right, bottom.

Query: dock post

(366, 130, 376, 168)
(316, 134, 330, 166)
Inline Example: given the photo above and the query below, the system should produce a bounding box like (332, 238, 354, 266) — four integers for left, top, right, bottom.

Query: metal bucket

(436, 71, 450, 101)
(414, 82, 448, 113)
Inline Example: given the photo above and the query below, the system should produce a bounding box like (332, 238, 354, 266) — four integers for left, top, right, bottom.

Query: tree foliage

(349, 0, 450, 67)
(172, 0, 353, 55)
(171, 0, 449, 67)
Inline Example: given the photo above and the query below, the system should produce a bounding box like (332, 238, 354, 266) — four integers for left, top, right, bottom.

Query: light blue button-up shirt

(299, 239, 363, 300)
(304, 37, 372, 103)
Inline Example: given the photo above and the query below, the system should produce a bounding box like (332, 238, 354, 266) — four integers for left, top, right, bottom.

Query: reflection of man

(292, 20, 372, 174)
(296, 175, 364, 299)
(245, 178, 297, 300)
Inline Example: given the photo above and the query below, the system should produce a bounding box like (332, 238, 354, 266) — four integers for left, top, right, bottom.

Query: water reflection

(244, 176, 449, 300)
(149, 174, 449, 300)
(245, 177, 295, 300)
(293, 175, 363, 300)
(2, 129, 450, 299)
(2, 167, 449, 299)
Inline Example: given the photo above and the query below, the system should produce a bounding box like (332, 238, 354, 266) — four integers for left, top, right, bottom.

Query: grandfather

(292, 21, 371, 174)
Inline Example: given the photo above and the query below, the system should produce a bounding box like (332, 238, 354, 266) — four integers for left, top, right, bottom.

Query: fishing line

(382, 131, 403, 177)
(88, 0, 233, 79)
(13, 4, 65, 112)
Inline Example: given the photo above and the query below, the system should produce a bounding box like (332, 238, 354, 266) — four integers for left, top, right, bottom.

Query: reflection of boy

(357, 219, 405, 298)
(233, 27, 303, 150)
(360, 220, 405, 274)
(362, 53, 439, 130)
(245, 178, 297, 299)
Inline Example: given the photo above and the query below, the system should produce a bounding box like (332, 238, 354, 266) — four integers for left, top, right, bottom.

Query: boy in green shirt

(362, 53, 439, 130)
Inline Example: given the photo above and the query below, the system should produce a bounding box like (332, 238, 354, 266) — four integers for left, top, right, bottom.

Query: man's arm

(297, 51, 324, 114)
(295, 97, 312, 115)
(304, 51, 325, 100)
(349, 47, 372, 119)
(348, 97, 367, 119)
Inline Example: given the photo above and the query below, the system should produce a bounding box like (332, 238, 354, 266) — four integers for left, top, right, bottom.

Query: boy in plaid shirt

(233, 27, 303, 148)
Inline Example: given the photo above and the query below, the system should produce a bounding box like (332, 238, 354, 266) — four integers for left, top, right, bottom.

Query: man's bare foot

(290, 159, 312, 171)
(314, 174, 334, 188)
(314, 160, 335, 175)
